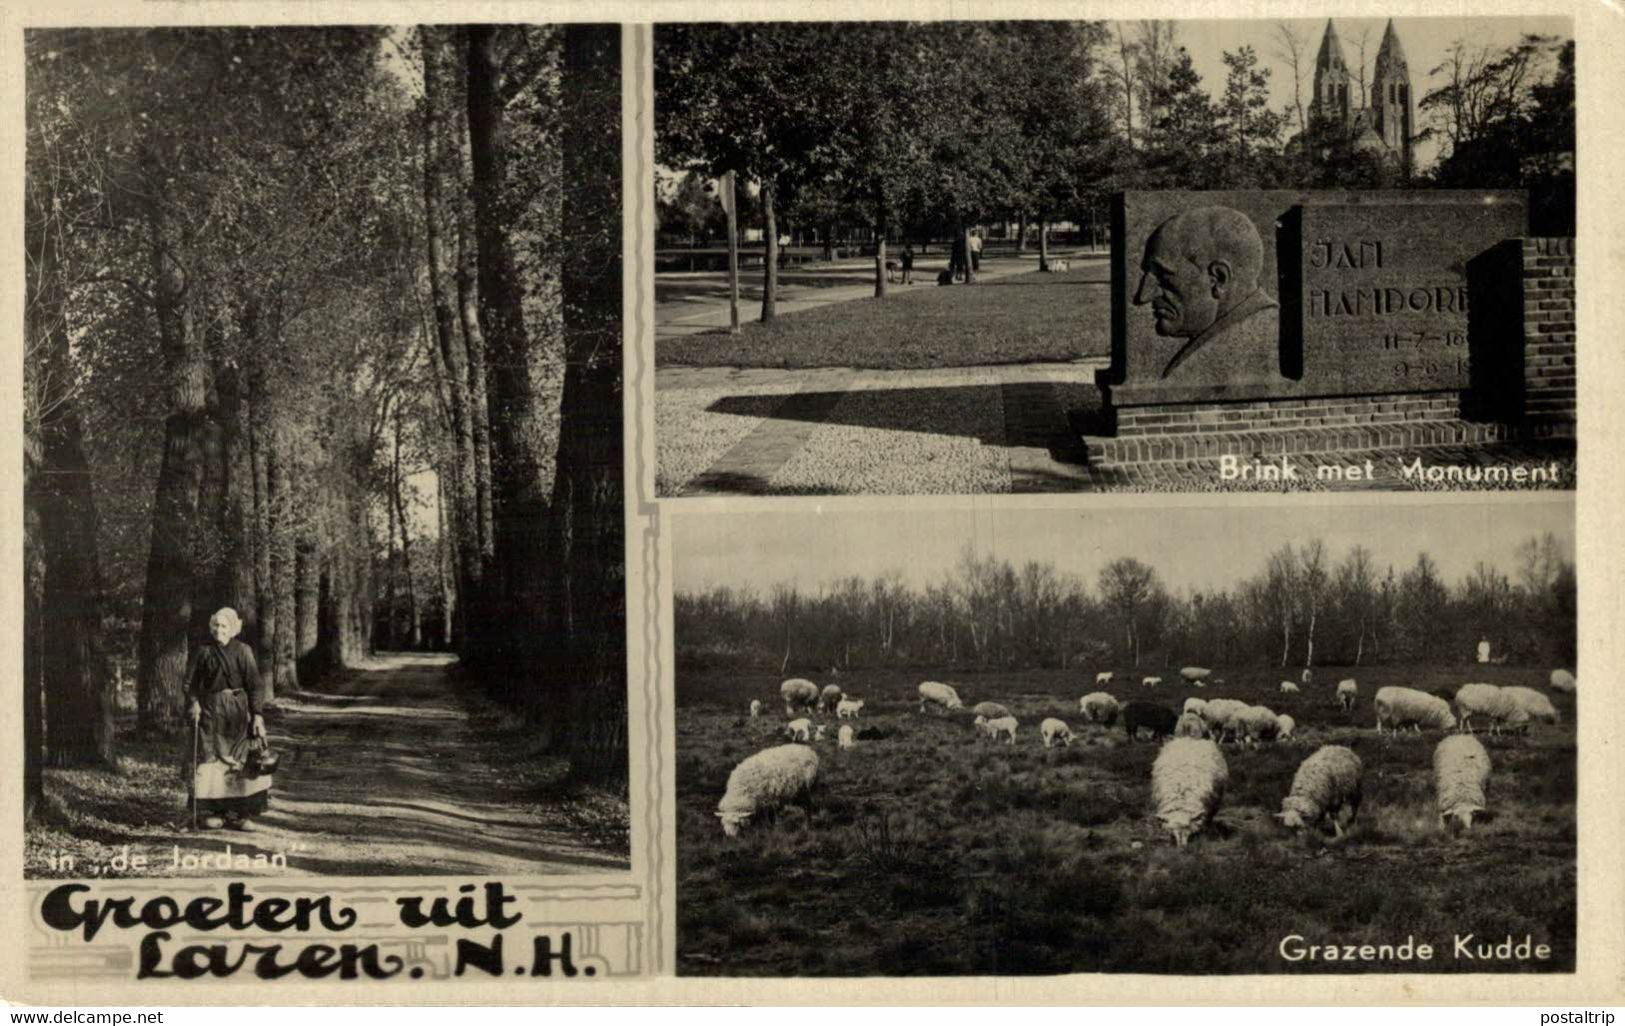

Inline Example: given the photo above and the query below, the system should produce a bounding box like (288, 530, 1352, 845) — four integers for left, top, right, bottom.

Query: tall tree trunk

(1016, 213, 1028, 252)
(1038, 214, 1050, 271)
(759, 180, 778, 321)
(384, 431, 399, 649)
(216, 365, 259, 647)
(821, 220, 835, 261)
(437, 471, 455, 650)
(456, 214, 495, 568)
(557, 24, 628, 784)
(23, 447, 45, 820)
(392, 413, 420, 650)
(267, 432, 297, 698)
(249, 378, 276, 699)
(469, 24, 547, 688)
(295, 522, 321, 677)
(136, 203, 209, 732)
(423, 25, 482, 651)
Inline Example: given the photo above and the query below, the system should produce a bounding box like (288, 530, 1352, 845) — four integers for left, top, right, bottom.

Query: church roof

(1374, 19, 1409, 79)
(1315, 19, 1349, 73)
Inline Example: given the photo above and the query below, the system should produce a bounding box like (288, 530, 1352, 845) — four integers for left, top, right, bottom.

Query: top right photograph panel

(653, 18, 1576, 495)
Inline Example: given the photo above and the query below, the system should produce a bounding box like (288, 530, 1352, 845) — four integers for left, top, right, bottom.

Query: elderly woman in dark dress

(187, 607, 269, 830)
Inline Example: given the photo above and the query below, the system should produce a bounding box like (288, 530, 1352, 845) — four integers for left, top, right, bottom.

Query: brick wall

(1521, 237, 1576, 437)
(1115, 393, 1460, 437)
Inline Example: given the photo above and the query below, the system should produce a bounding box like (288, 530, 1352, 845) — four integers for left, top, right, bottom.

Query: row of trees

(24, 24, 626, 822)
(676, 534, 1575, 676)
(656, 22, 1575, 317)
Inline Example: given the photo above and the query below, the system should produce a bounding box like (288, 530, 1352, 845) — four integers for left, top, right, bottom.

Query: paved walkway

(656, 249, 1095, 340)
(656, 361, 1576, 495)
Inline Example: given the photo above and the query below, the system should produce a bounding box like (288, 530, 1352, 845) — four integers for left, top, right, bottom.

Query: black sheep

(1122, 701, 1178, 742)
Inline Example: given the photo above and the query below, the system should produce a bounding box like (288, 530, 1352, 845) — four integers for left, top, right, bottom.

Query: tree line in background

(655, 21, 1574, 317)
(676, 533, 1575, 676)
(24, 24, 625, 822)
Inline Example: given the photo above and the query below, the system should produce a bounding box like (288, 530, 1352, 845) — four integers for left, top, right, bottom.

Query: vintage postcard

(5, 0, 1625, 1008)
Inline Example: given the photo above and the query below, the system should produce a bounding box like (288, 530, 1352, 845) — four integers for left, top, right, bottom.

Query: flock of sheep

(713, 668, 1576, 844)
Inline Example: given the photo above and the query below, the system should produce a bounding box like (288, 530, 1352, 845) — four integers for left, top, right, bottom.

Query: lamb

(1549, 669, 1576, 693)
(1374, 685, 1457, 736)
(1094, 671, 1114, 685)
(1279, 680, 1300, 694)
(1040, 717, 1076, 749)
(1180, 666, 1213, 686)
(1233, 704, 1282, 747)
(973, 714, 994, 739)
(1276, 714, 1296, 740)
(985, 715, 1018, 744)
(1275, 745, 1363, 837)
(970, 701, 1010, 720)
(1198, 698, 1247, 742)
(1502, 686, 1559, 725)
(918, 681, 963, 712)
(838, 725, 855, 750)
(1173, 712, 1208, 738)
(784, 718, 813, 742)
(716, 744, 820, 837)
(1182, 697, 1208, 717)
(1078, 691, 1121, 726)
(1141, 676, 1163, 688)
(1336, 678, 1358, 713)
(781, 678, 820, 716)
(836, 698, 866, 719)
(819, 684, 844, 714)
(1122, 701, 1178, 742)
(1150, 738, 1228, 847)
(1433, 734, 1492, 832)
(749, 699, 762, 718)
(1454, 683, 1523, 736)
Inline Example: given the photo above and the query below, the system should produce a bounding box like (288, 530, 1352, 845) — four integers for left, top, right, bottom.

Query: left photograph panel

(19, 23, 648, 988)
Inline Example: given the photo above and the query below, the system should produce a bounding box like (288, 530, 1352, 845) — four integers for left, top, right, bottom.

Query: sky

(1163, 16, 1574, 172)
(672, 496, 1574, 598)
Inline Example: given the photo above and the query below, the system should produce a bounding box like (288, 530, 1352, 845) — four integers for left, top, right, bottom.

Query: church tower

(1310, 19, 1352, 126)
(1370, 19, 1415, 178)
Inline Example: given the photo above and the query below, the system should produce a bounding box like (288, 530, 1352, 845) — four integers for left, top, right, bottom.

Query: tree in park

(1215, 45, 1287, 188)
(1138, 48, 1222, 189)
(1098, 557, 1161, 667)
(656, 25, 846, 320)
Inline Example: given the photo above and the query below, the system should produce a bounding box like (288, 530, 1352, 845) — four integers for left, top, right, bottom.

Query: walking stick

(190, 716, 199, 831)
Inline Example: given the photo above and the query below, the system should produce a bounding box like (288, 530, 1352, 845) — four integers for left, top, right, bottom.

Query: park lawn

(676, 664, 1575, 976)
(658, 266, 1111, 370)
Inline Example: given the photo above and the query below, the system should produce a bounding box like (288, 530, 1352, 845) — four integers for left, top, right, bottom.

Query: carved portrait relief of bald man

(1133, 205, 1282, 381)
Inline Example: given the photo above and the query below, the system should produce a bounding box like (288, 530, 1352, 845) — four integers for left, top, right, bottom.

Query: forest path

(185, 652, 629, 877)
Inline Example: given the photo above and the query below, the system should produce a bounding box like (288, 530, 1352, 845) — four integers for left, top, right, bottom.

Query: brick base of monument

(1082, 392, 1517, 466)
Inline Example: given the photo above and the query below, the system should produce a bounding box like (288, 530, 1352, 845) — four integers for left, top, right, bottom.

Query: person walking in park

(185, 607, 271, 831)
(901, 243, 914, 284)
(969, 229, 983, 273)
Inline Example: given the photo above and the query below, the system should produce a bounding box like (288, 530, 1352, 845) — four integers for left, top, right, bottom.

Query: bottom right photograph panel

(669, 496, 1576, 976)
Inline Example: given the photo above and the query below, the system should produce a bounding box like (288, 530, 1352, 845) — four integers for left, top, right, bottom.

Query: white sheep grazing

(819, 684, 844, 714)
(1549, 668, 1576, 693)
(836, 697, 865, 719)
(749, 699, 762, 718)
(1173, 712, 1208, 739)
(1234, 704, 1282, 747)
(1280, 680, 1300, 694)
(918, 681, 963, 712)
(716, 744, 819, 837)
(972, 714, 994, 739)
(1151, 737, 1228, 848)
(1182, 697, 1208, 717)
(781, 678, 820, 716)
(985, 715, 1018, 744)
(1180, 666, 1213, 686)
(1502, 686, 1559, 725)
(1141, 676, 1163, 688)
(1275, 745, 1363, 837)
(1374, 686, 1457, 736)
(1040, 717, 1075, 748)
(785, 718, 813, 742)
(1078, 691, 1121, 726)
(1276, 714, 1296, 740)
(1454, 683, 1522, 735)
(838, 725, 855, 750)
(1198, 698, 1247, 742)
(1434, 734, 1492, 832)
(1336, 678, 1358, 713)
(1095, 671, 1114, 685)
